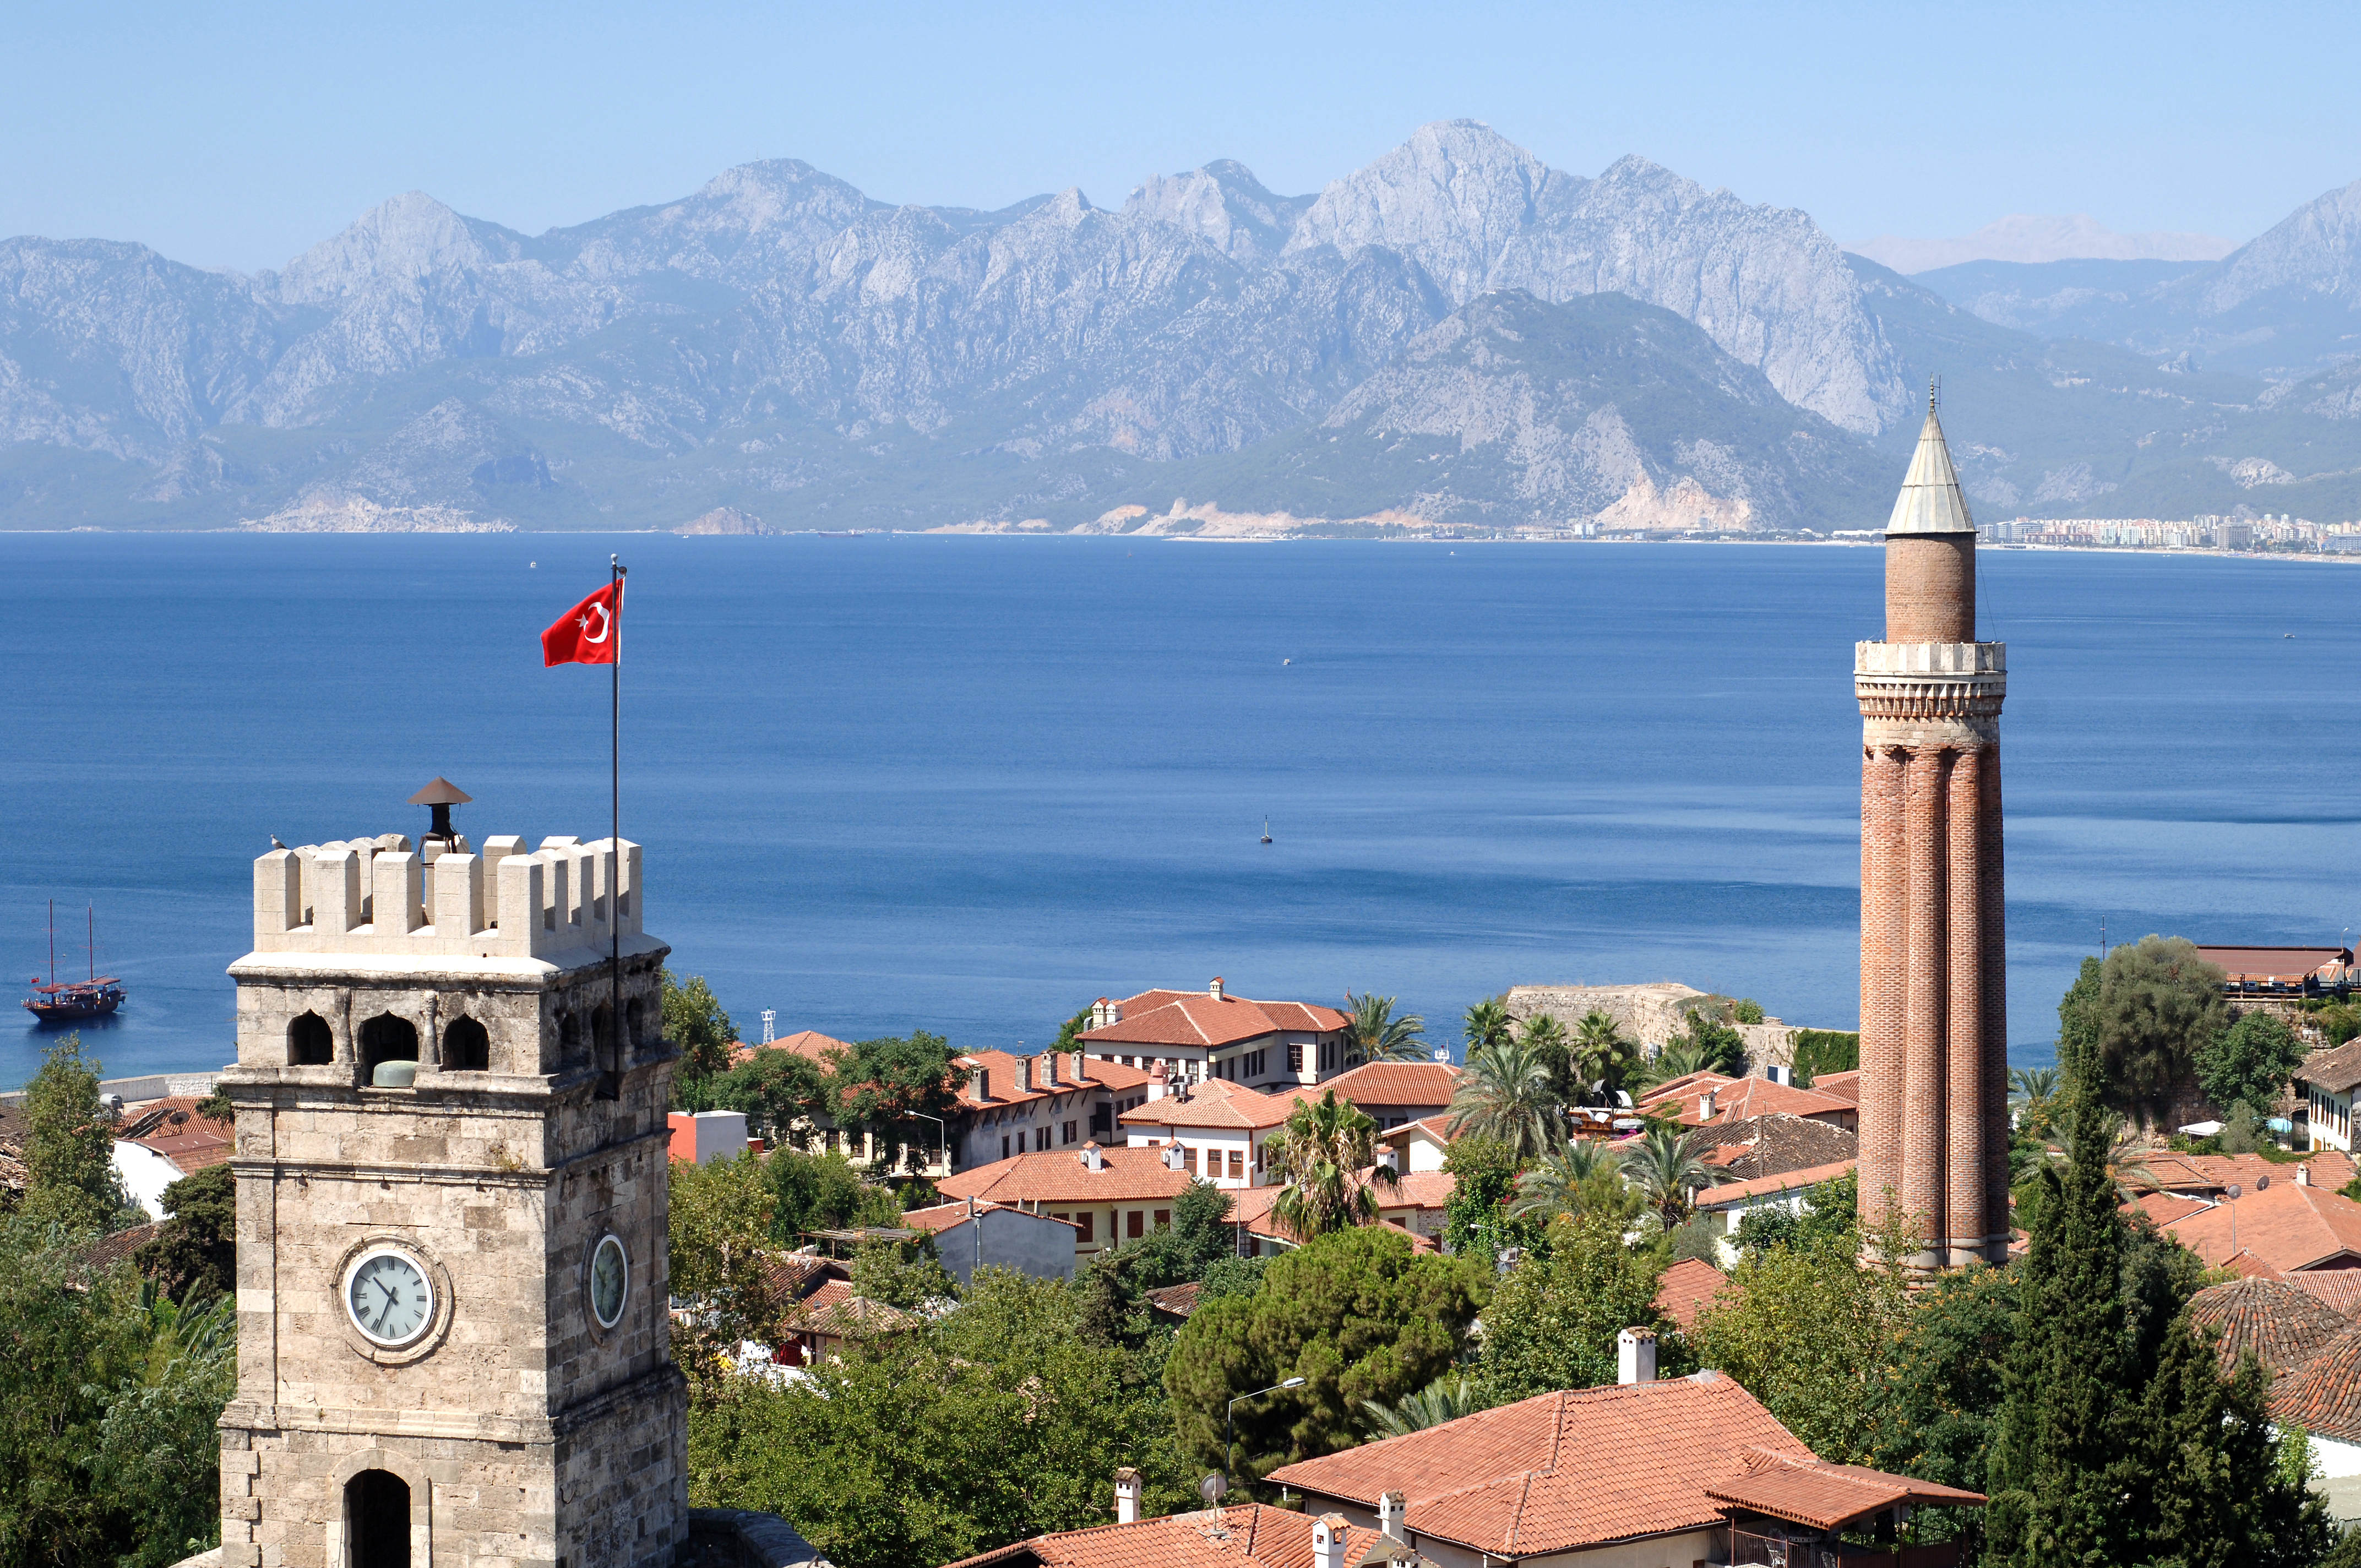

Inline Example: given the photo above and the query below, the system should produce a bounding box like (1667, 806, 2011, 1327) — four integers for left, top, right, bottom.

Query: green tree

(690, 1267, 1191, 1568)
(2008, 1066, 2063, 1141)
(1732, 998, 1765, 1025)
(1674, 1005, 1747, 1076)
(1517, 1012, 1575, 1102)
(1864, 1265, 2018, 1509)
(93, 1286, 238, 1568)
(1075, 1180, 1240, 1344)
(1635, 1036, 1710, 1090)
(1622, 1125, 1727, 1231)
(1343, 992, 1428, 1066)
(2134, 1315, 2330, 1567)
(1475, 1212, 1671, 1403)
(710, 1047, 834, 1145)
(766, 1146, 901, 1244)
(1268, 1091, 1396, 1240)
(2085, 936, 2228, 1119)
(1731, 1170, 1858, 1260)
(1362, 1374, 1487, 1438)
(668, 1152, 781, 1376)
(1461, 995, 1514, 1055)
(847, 1239, 958, 1310)
(1052, 1006, 1094, 1053)
(1508, 1139, 1636, 1228)
(1787, 1029, 1859, 1088)
(18, 1034, 132, 1235)
(1164, 1228, 1487, 1483)
(1690, 1217, 1914, 1463)
(1439, 1136, 1543, 1265)
(2055, 955, 2103, 1090)
(828, 1032, 959, 1172)
(1445, 1036, 1558, 1157)
(1570, 1010, 1639, 1103)
(662, 970, 739, 1094)
(132, 1162, 237, 1305)
(2200, 1010, 2306, 1119)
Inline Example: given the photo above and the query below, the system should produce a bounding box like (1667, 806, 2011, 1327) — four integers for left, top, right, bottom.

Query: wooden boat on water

(21, 900, 123, 1023)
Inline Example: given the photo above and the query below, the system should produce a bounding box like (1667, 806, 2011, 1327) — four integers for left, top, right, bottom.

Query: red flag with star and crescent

(542, 582, 621, 666)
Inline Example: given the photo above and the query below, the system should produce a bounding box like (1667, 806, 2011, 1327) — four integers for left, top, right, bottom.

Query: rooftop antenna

(761, 1009, 777, 1046)
(1930, 374, 1941, 413)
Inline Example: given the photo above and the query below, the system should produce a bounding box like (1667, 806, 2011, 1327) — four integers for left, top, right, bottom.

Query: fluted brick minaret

(1856, 388, 2009, 1268)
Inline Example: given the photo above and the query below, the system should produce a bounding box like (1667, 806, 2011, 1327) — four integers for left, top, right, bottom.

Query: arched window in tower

(287, 1011, 334, 1066)
(442, 1015, 491, 1072)
(558, 1009, 582, 1065)
(358, 1014, 420, 1081)
(591, 1004, 613, 1063)
(625, 997, 646, 1055)
(345, 1469, 410, 1568)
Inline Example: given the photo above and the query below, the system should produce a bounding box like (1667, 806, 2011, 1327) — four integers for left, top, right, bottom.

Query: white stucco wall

(112, 1140, 183, 1220)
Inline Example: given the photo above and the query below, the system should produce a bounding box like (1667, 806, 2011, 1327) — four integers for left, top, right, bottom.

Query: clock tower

(214, 799, 685, 1568)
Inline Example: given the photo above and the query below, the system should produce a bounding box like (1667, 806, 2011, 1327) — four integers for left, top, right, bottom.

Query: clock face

(590, 1234, 628, 1329)
(346, 1248, 433, 1346)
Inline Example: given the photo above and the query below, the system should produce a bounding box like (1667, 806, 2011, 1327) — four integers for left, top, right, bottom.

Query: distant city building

(1078, 979, 1350, 1091)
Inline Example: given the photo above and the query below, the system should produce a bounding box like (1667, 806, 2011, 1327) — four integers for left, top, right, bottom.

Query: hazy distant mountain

(6, 126, 2361, 531)
(1850, 214, 2235, 273)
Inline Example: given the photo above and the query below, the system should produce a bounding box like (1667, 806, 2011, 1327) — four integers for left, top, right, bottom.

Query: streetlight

(1228, 1377, 1307, 1488)
(906, 1110, 947, 1176)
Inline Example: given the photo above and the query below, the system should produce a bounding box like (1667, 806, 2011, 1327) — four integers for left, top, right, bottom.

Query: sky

(4, 1, 2357, 273)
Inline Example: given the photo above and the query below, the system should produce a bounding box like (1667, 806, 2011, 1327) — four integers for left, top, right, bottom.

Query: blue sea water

(4, 532, 2358, 1092)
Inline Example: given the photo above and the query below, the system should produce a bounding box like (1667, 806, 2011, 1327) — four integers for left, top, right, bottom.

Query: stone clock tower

(213, 801, 685, 1568)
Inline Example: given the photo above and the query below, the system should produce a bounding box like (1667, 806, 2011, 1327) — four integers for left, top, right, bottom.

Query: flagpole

(607, 551, 625, 1102)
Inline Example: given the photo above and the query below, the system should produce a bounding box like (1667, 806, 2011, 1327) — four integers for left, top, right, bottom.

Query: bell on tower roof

(408, 776, 472, 845)
(1885, 380, 1977, 537)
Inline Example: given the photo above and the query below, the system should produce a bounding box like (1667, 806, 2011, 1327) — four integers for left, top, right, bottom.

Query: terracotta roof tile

(1080, 989, 1348, 1052)
(1268, 1375, 1813, 1555)
(1805, 1070, 1859, 1108)
(959, 1049, 1150, 1111)
(118, 1097, 233, 1173)
(899, 1200, 1080, 1235)
(1120, 1079, 1313, 1131)
(730, 1030, 854, 1068)
(1653, 1257, 1733, 1333)
(1145, 1282, 1202, 1319)
(1640, 1076, 1853, 1127)
(1701, 1450, 1983, 1531)
(1320, 1062, 1462, 1107)
(2287, 1272, 2361, 1317)
(2128, 1192, 2213, 1227)
(2188, 1277, 2352, 1378)
(2300, 1041, 2361, 1096)
(944, 1505, 1318, 1568)
(1686, 1113, 1858, 1183)
(2135, 1151, 2357, 1197)
(1693, 1159, 1856, 1212)
(2270, 1321, 2361, 1441)
(2155, 1180, 2361, 1272)
(938, 1145, 1195, 1206)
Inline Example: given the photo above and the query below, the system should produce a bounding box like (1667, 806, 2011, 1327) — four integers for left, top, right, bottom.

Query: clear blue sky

(6, 1, 2356, 271)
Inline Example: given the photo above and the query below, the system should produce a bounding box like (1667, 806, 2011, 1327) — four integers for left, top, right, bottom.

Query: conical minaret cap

(1885, 399, 1977, 536)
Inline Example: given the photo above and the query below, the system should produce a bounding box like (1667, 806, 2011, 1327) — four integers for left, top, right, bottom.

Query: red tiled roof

(1145, 1282, 1203, 1319)
(1653, 1257, 1734, 1333)
(2270, 1321, 2361, 1441)
(900, 1199, 1081, 1235)
(84, 1219, 165, 1271)
(938, 1145, 1195, 1206)
(2288, 1272, 2361, 1317)
(2126, 1191, 2213, 1228)
(2196, 945, 2348, 984)
(2187, 1278, 2352, 1379)
(1081, 988, 1348, 1052)
(1805, 1069, 1860, 1108)
(119, 1097, 233, 1174)
(2222, 1248, 2288, 1280)
(1693, 1159, 1856, 1212)
(1120, 1079, 1314, 1131)
(2301, 1041, 2361, 1096)
(1270, 1376, 1813, 1556)
(730, 1030, 853, 1068)
(944, 1504, 1319, 1568)
(1377, 1169, 1456, 1211)
(783, 1278, 921, 1340)
(1378, 1113, 1456, 1146)
(1640, 1076, 1852, 1128)
(1320, 1061, 1462, 1108)
(2135, 1151, 2358, 1197)
(1702, 1449, 1983, 1531)
(958, 1049, 1151, 1111)
(2154, 1179, 2361, 1272)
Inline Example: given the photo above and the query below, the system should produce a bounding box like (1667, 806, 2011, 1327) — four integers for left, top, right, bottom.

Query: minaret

(1856, 386, 2009, 1268)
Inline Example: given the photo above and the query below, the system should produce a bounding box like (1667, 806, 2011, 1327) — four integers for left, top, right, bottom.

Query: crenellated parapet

(250, 832, 641, 961)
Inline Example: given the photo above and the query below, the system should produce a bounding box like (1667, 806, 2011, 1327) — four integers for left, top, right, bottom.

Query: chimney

(967, 1063, 988, 1101)
(1618, 1326, 1658, 1385)
(1312, 1514, 1348, 1568)
(2299, 1161, 2313, 1186)
(1162, 1144, 1185, 1170)
(1015, 1056, 1033, 1094)
(1081, 1142, 1105, 1172)
(1040, 1052, 1059, 1087)
(1209, 976, 1225, 999)
(1378, 1493, 1405, 1541)
(1699, 1088, 1717, 1121)
(1114, 1468, 1141, 1525)
(1071, 1050, 1091, 1084)
(1148, 1059, 1169, 1102)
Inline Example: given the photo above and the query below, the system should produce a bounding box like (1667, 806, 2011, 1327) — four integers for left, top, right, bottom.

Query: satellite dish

(1201, 1473, 1230, 1505)
(2257, 1174, 2271, 1190)
(2226, 1184, 2243, 1200)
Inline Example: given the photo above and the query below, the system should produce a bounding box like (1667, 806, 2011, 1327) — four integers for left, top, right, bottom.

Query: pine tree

(2135, 1320, 2330, 1568)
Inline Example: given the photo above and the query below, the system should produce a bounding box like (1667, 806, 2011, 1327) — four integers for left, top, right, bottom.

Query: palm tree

(1268, 1090, 1398, 1240)
(1571, 1010, 1636, 1103)
(1517, 1012, 1573, 1099)
(1362, 1374, 1488, 1437)
(1509, 1137, 1623, 1222)
(1624, 1124, 1727, 1230)
(2009, 1066, 2062, 1138)
(1446, 1036, 1558, 1157)
(1634, 1037, 1711, 1092)
(1463, 996, 1514, 1055)
(1344, 992, 1429, 1066)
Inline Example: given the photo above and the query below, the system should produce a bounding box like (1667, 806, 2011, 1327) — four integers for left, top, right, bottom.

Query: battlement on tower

(1853, 640, 2004, 677)
(249, 832, 643, 962)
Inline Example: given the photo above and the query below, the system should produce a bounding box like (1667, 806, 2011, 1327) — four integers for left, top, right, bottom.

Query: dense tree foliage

(828, 1031, 960, 1166)
(0, 1218, 236, 1568)
(698, 1047, 834, 1140)
(1267, 1091, 1395, 1240)
(1674, 1005, 1747, 1077)
(766, 1147, 903, 1244)
(1446, 1037, 1558, 1156)
(690, 1268, 1191, 1568)
(1863, 1265, 2017, 1533)
(2199, 1009, 2307, 1117)
(1509, 1139, 1636, 1228)
(1786, 1028, 1858, 1087)
(1731, 1170, 1857, 1260)
(2075, 937, 2227, 1119)
(1343, 992, 1428, 1066)
(133, 1162, 237, 1305)
(1163, 1228, 1486, 1483)
(1439, 1136, 1543, 1265)
(668, 1151, 782, 1374)
(1474, 1212, 1671, 1403)
(18, 1035, 134, 1234)
(1074, 1180, 1240, 1345)
(661, 970, 739, 1090)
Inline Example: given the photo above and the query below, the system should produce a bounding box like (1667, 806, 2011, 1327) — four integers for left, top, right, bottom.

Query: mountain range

(7, 121, 2361, 533)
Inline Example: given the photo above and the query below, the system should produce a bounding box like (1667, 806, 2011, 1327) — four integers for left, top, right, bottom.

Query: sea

(5, 532, 2359, 1093)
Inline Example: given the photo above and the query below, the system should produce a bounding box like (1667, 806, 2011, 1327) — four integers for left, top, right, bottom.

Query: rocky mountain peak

(269, 192, 516, 303)
(1123, 159, 1310, 262)
(2197, 176, 2361, 313)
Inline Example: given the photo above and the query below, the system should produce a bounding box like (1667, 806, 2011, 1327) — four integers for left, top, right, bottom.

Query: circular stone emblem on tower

(344, 1244, 436, 1347)
(590, 1233, 629, 1329)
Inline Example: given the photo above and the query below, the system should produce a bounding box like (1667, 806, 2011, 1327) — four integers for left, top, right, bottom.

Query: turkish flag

(542, 582, 621, 666)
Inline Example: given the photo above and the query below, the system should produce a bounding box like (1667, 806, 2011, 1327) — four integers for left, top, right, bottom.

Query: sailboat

(21, 901, 124, 1023)
(1260, 818, 1274, 845)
